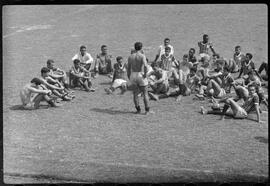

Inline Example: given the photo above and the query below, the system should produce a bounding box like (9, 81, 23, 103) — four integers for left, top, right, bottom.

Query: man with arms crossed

(127, 42, 152, 115)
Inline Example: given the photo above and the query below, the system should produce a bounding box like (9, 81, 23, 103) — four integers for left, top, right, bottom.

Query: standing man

(198, 34, 216, 61)
(127, 42, 152, 115)
(154, 38, 174, 62)
(72, 45, 94, 70)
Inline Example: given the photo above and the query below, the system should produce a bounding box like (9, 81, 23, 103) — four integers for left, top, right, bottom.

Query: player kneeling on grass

(70, 59, 95, 92)
(200, 84, 264, 123)
(40, 67, 74, 101)
(147, 62, 169, 101)
(104, 56, 128, 94)
(20, 78, 60, 109)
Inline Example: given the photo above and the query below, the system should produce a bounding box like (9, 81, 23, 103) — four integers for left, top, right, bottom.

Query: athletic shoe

(145, 110, 155, 115)
(135, 110, 141, 114)
(148, 92, 159, 101)
(89, 87, 95, 92)
(62, 95, 72, 101)
(200, 106, 207, 115)
(120, 88, 126, 95)
(68, 94, 76, 99)
(104, 88, 113, 94)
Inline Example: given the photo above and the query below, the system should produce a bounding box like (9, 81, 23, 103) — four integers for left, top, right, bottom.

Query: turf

(3, 5, 268, 183)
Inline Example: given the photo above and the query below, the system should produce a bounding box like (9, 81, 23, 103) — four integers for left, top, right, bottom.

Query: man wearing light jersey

(198, 34, 216, 61)
(154, 38, 174, 62)
(127, 42, 152, 115)
(72, 45, 94, 70)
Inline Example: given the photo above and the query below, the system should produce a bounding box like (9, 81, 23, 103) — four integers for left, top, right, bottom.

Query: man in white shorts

(127, 42, 151, 115)
(104, 56, 128, 94)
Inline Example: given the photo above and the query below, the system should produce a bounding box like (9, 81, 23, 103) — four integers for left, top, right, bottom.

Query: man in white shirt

(154, 38, 174, 62)
(72, 45, 94, 70)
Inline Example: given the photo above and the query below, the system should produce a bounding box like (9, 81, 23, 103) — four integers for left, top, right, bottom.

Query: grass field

(3, 5, 268, 183)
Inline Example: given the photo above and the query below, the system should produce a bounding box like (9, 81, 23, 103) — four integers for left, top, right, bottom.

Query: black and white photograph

(2, 4, 268, 184)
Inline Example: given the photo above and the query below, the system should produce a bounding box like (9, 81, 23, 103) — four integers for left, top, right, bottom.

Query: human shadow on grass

(99, 81, 112, 85)
(10, 104, 49, 111)
(254, 136, 268, 144)
(196, 111, 262, 121)
(91, 107, 134, 115)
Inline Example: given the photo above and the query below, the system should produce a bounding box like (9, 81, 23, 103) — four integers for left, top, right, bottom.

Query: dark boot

(135, 106, 141, 114)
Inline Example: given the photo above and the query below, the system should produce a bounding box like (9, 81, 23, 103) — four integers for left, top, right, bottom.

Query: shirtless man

(127, 42, 152, 115)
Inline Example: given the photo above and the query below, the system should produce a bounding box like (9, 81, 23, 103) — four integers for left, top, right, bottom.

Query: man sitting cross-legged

(147, 62, 169, 101)
(70, 59, 95, 92)
(94, 45, 113, 78)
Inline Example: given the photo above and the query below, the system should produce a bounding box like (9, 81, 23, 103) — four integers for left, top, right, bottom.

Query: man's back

(128, 52, 146, 72)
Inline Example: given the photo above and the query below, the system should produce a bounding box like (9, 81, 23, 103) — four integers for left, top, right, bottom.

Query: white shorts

(130, 72, 148, 87)
(112, 79, 127, 88)
(199, 53, 211, 61)
(178, 69, 190, 84)
(216, 88, 226, 99)
(234, 107, 248, 119)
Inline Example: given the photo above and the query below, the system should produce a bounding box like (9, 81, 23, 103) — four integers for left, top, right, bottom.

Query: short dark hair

(164, 38, 170, 42)
(235, 45, 241, 50)
(223, 66, 230, 72)
(73, 59, 80, 64)
(248, 83, 256, 90)
(203, 34, 208, 38)
(165, 46, 171, 51)
(80, 45, 86, 50)
(190, 67, 197, 73)
(183, 54, 189, 59)
(41, 67, 50, 74)
(248, 69, 255, 75)
(134, 42, 143, 51)
(116, 56, 123, 61)
(213, 53, 220, 58)
(189, 48, 195, 53)
(151, 62, 158, 68)
(31, 77, 43, 85)
(216, 59, 225, 66)
(101, 45, 107, 49)
(47, 59, 54, 65)
(246, 53, 253, 59)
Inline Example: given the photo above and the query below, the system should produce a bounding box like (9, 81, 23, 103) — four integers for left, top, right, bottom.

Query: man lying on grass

(20, 78, 60, 109)
(200, 84, 264, 123)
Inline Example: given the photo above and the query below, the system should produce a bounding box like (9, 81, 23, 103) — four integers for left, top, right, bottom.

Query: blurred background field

(3, 5, 268, 183)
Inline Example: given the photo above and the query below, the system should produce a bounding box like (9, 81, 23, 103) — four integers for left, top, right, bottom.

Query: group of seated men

(19, 44, 114, 109)
(104, 35, 268, 122)
(20, 34, 268, 123)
